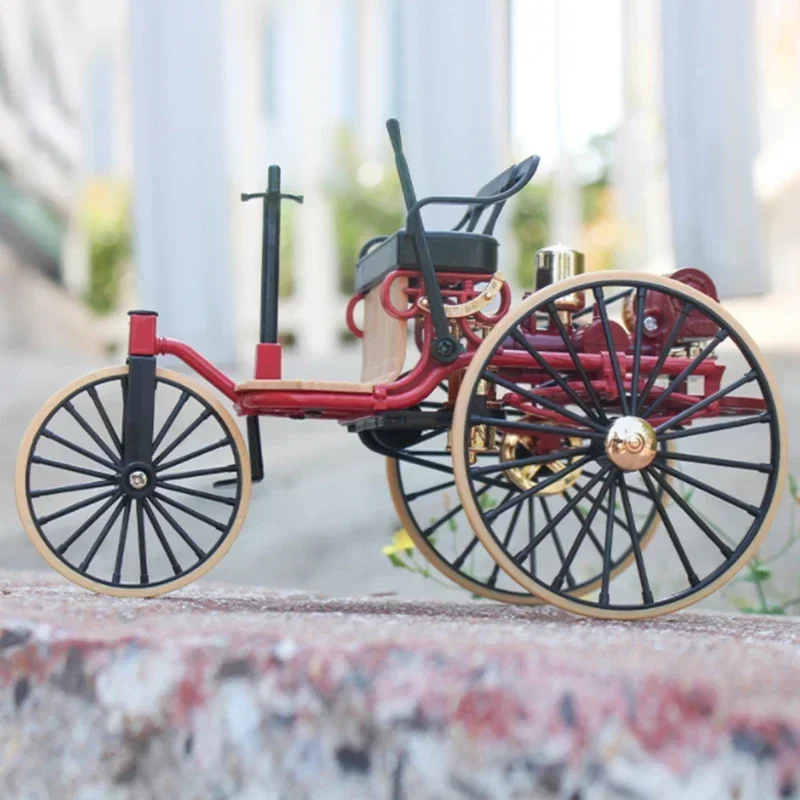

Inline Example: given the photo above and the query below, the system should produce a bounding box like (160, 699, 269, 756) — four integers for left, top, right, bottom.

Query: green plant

(509, 182, 550, 287)
(724, 475, 800, 615)
(83, 180, 131, 315)
(383, 475, 800, 613)
(325, 128, 404, 295)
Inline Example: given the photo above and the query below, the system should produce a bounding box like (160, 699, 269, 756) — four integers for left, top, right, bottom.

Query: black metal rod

(261, 165, 282, 344)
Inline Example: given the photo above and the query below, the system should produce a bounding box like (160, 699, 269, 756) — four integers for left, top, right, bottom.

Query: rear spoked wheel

(16, 366, 250, 597)
(452, 272, 787, 619)
(385, 392, 671, 604)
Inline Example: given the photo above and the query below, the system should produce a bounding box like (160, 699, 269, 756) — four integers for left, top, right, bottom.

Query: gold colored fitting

(534, 245, 586, 313)
(604, 417, 657, 471)
(499, 420, 583, 495)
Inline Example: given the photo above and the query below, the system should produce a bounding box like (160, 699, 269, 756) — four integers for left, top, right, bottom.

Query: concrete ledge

(0, 572, 798, 799)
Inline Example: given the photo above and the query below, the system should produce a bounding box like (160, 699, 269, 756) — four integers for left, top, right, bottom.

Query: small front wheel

(16, 366, 251, 597)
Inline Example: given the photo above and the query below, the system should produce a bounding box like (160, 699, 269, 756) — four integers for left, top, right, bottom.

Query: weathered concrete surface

(0, 573, 799, 799)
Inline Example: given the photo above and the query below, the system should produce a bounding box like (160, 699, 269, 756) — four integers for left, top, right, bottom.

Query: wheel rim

(452, 272, 787, 619)
(16, 366, 251, 597)
(385, 392, 671, 604)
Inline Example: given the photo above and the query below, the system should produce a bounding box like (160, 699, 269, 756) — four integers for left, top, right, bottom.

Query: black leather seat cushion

(355, 229, 498, 293)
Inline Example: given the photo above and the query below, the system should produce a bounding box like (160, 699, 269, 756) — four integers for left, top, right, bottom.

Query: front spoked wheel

(15, 366, 251, 597)
(452, 272, 787, 619)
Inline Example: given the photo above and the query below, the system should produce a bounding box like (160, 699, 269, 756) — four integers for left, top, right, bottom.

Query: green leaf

(790, 474, 798, 501)
(387, 553, 410, 570)
(448, 517, 458, 533)
(744, 563, 772, 582)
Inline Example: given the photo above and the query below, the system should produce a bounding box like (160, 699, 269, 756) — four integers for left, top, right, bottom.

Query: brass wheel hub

(500, 421, 583, 495)
(604, 416, 657, 471)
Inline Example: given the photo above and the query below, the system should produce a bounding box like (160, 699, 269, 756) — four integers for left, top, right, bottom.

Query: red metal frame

(127, 267, 766, 431)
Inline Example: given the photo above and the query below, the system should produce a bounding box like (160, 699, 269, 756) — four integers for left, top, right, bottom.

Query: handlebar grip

(386, 118, 402, 155)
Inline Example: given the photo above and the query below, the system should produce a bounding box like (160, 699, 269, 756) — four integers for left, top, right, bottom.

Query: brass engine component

(500, 420, 583, 495)
(417, 274, 506, 319)
(448, 378, 497, 464)
(535, 246, 586, 315)
(604, 416, 657, 471)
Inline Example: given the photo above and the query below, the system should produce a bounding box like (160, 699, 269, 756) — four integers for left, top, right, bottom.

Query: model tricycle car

(15, 120, 787, 619)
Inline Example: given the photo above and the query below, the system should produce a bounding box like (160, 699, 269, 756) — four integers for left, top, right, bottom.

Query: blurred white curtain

(661, 0, 764, 296)
(130, 0, 236, 362)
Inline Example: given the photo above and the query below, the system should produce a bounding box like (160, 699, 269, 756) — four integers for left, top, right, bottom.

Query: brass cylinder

(535, 245, 586, 311)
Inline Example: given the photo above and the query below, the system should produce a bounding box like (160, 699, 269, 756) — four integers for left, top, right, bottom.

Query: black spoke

(552, 471, 615, 590)
(136, 500, 149, 585)
(657, 413, 771, 441)
(405, 478, 457, 502)
(562, 488, 605, 558)
(156, 481, 236, 506)
(153, 409, 213, 466)
(527, 497, 536, 577)
(539, 497, 576, 589)
(617, 473, 653, 603)
(87, 385, 123, 455)
(592, 286, 628, 415)
(573, 481, 630, 532)
(112, 499, 132, 584)
(486, 499, 526, 587)
(482, 371, 607, 434)
(55, 491, 122, 555)
(649, 461, 760, 516)
(598, 476, 619, 606)
(149, 496, 207, 558)
(30, 479, 117, 498)
(509, 329, 602, 422)
(79, 498, 126, 572)
(637, 301, 693, 409)
(471, 415, 605, 440)
(470, 444, 594, 477)
(422, 483, 495, 539)
(629, 286, 646, 414)
(583, 469, 650, 498)
(646, 468, 733, 558)
(63, 400, 122, 466)
(572, 288, 632, 319)
(152, 391, 190, 452)
(30, 455, 116, 481)
(394, 449, 509, 490)
(156, 438, 231, 472)
(158, 465, 238, 481)
(40, 429, 119, 472)
(643, 329, 728, 417)
(655, 371, 758, 433)
(484, 453, 596, 522)
(38, 488, 119, 526)
(654, 450, 772, 473)
(152, 492, 228, 534)
(142, 499, 183, 575)
(640, 470, 698, 587)
(547, 303, 608, 424)
(510, 464, 612, 564)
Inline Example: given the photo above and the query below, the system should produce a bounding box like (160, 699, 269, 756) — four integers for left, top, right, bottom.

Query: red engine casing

(627, 268, 720, 349)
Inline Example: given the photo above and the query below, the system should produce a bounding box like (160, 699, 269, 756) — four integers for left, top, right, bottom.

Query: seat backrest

(453, 156, 538, 235)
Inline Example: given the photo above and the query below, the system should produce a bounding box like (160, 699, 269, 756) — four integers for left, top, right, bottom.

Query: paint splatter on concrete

(0, 570, 798, 798)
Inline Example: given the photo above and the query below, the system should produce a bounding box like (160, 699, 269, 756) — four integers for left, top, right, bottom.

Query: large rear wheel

(452, 272, 787, 620)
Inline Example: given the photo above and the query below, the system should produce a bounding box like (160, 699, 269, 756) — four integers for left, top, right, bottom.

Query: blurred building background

(0, 0, 797, 605)
(2, 0, 797, 364)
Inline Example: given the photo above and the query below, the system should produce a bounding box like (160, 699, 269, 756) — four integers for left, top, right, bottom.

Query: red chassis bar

(129, 309, 765, 430)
